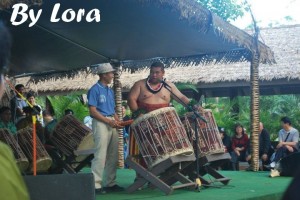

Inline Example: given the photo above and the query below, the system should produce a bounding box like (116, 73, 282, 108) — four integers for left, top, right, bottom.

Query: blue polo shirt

(87, 82, 115, 116)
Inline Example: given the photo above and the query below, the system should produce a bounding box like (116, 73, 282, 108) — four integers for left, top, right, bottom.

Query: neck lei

(146, 77, 163, 94)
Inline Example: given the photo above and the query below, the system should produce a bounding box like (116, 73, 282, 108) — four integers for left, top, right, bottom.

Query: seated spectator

(26, 92, 44, 126)
(219, 127, 232, 153)
(42, 110, 58, 145)
(230, 123, 249, 170)
(64, 109, 74, 116)
(218, 127, 232, 170)
(268, 117, 299, 168)
(42, 110, 65, 173)
(0, 106, 17, 134)
(16, 105, 45, 144)
(246, 122, 273, 170)
(83, 116, 92, 129)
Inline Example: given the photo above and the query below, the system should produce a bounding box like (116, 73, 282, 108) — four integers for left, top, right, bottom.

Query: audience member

(64, 109, 74, 115)
(26, 92, 44, 126)
(16, 105, 45, 144)
(269, 117, 299, 169)
(246, 122, 273, 170)
(230, 123, 249, 170)
(42, 110, 58, 145)
(0, 106, 17, 134)
(10, 84, 27, 123)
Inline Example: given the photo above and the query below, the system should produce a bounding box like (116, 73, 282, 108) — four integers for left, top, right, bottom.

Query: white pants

(91, 118, 119, 189)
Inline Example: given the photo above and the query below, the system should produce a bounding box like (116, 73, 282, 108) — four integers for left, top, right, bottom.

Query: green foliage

(171, 83, 199, 117)
(204, 97, 250, 136)
(206, 95, 300, 141)
(36, 94, 89, 122)
(175, 83, 199, 93)
(196, 0, 247, 21)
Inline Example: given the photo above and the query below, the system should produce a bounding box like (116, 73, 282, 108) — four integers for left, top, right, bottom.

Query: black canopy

(0, 0, 274, 77)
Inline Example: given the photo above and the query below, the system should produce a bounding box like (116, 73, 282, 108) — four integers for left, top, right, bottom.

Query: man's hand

(234, 149, 240, 156)
(286, 145, 294, 152)
(107, 119, 123, 128)
(246, 155, 251, 161)
(114, 120, 124, 129)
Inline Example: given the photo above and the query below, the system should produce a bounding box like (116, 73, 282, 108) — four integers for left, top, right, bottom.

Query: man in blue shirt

(10, 84, 27, 123)
(87, 63, 123, 194)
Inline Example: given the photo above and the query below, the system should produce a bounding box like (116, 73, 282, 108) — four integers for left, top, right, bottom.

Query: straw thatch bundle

(0, 0, 42, 9)
(14, 24, 299, 95)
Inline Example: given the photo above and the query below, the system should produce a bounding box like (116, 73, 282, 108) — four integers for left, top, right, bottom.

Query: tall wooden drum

(182, 109, 225, 157)
(16, 127, 52, 172)
(131, 107, 193, 168)
(0, 128, 29, 171)
(51, 115, 94, 162)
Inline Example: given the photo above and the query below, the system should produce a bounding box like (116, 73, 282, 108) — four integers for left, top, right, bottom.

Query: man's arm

(169, 82, 190, 105)
(89, 106, 116, 128)
(277, 131, 298, 148)
(127, 81, 141, 111)
(262, 129, 271, 154)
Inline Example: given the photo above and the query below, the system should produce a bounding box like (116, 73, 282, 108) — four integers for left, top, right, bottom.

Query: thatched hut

(16, 25, 299, 97)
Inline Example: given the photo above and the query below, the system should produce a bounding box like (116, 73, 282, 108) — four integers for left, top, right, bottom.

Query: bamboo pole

(250, 15, 261, 172)
(112, 63, 124, 168)
(32, 115, 37, 175)
(250, 50, 260, 171)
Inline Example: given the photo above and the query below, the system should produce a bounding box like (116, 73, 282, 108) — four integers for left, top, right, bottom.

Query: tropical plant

(206, 95, 300, 141)
(36, 94, 89, 122)
(171, 83, 199, 117)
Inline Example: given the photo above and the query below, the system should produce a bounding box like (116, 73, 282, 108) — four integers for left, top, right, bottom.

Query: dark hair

(218, 127, 226, 134)
(64, 109, 74, 115)
(234, 123, 245, 135)
(15, 84, 25, 91)
(23, 106, 41, 115)
(281, 117, 292, 125)
(150, 61, 165, 71)
(0, 106, 10, 114)
(26, 92, 35, 99)
(42, 110, 53, 117)
(0, 21, 11, 72)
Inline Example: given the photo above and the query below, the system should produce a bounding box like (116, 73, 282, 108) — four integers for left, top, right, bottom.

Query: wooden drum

(51, 115, 94, 162)
(16, 127, 52, 172)
(182, 109, 225, 158)
(0, 129, 29, 171)
(131, 107, 193, 168)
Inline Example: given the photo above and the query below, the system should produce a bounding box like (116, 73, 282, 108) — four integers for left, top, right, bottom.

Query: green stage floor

(94, 169, 292, 200)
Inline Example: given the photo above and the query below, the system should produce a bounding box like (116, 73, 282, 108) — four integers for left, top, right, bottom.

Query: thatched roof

(0, 0, 42, 9)
(1, 0, 274, 78)
(15, 25, 299, 96)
